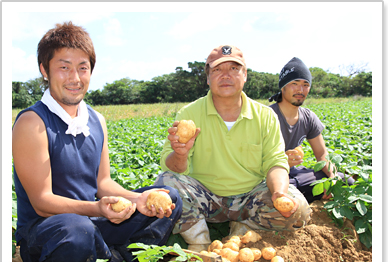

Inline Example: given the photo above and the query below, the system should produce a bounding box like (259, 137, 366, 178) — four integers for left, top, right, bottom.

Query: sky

(1, 2, 385, 261)
(5, 2, 382, 92)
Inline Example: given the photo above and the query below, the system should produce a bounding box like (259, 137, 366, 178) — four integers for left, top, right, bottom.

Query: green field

(12, 97, 373, 256)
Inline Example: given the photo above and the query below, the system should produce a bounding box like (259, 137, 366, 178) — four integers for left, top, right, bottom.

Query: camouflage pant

(154, 171, 312, 234)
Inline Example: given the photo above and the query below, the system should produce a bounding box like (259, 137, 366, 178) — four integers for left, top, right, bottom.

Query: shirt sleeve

(306, 109, 325, 140)
(261, 108, 290, 176)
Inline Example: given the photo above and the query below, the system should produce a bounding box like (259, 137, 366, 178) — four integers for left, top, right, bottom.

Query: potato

(222, 242, 239, 252)
(271, 256, 284, 262)
(213, 249, 221, 255)
(219, 248, 239, 262)
(111, 197, 132, 213)
(208, 240, 223, 252)
(238, 248, 254, 262)
(294, 145, 304, 158)
(262, 247, 276, 260)
(250, 248, 262, 260)
(146, 191, 172, 213)
(176, 120, 196, 144)
(273, 196, 294, 213)
(241, 230, 262, 244)
(227, 236, 242, 248)
(200, 250, 209, 255)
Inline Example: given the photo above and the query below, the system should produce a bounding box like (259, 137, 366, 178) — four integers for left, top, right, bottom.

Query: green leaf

(359, 232, 372, 249)
(356, 200, 367, 216)
(323, 201, 338, 209)
(323, 180, 332, 191)
(331, 154, 342, 164)
(342, 206, 354, 220)
(312, 183, 324, 196)
(332, 207, 344, 219)
(358, 194, 372, 203)
(347, 195, 359, 203)
(355, 219, 367, 234)
(359, 172, 370, 182)
(314, 161, 327, 172)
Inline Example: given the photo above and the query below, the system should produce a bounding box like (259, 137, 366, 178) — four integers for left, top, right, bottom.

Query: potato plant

(311, 153, 372, 248)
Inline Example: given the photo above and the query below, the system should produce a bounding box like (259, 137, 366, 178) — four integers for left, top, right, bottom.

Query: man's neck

(278, 101, 299, 126)
(212, 95, 242, 122)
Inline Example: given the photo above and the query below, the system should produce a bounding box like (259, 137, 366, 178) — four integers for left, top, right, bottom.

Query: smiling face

(207, 61, 247, 100)
(281, 79, 311, 106)
(40, 48, 91, 113)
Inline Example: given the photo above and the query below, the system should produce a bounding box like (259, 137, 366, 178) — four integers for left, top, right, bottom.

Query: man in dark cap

(269, 57, 354, 203)
(154, 46, 312, 253)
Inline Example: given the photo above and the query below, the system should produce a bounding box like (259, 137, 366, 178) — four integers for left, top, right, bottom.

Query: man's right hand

(168, 121, 200, 155)
(285, 149, 303, 168)
(98, 196, 137, 224)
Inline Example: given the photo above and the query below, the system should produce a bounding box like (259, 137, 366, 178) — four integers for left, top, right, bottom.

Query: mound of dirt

(221, 200, 372, 262)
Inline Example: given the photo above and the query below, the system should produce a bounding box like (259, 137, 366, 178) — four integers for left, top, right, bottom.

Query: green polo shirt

(160, 91, 289, 197)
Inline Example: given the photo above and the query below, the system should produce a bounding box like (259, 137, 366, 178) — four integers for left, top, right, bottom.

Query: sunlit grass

(12, 96, 371, 123)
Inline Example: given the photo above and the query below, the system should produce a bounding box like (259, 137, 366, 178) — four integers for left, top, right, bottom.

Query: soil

(219, 200, 372, 262)
(12, 200, 372, 262)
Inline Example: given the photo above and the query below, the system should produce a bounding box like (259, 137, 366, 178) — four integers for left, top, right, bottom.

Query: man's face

(40, 47, 91, 109)
(282, 80, 311, 106)
(207, 61, 247, 99)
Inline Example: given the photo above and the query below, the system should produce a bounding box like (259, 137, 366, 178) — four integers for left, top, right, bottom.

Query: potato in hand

(111, 197, 132, 213)
(176, 120, 196, 143)
(273, 196, 294, 213)
(146, 191, 173, 214)
(294, 145, 304, 158)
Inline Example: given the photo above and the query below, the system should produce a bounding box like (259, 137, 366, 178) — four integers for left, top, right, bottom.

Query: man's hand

(271, 192, 299, 218)
(285, 149, 303, 168)
(135, 189, 176, 219)
(168, 121, 200, 155)
(98, 196, 137, 224)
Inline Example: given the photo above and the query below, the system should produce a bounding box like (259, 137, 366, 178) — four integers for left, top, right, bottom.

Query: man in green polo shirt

(154, 45, 312, 252)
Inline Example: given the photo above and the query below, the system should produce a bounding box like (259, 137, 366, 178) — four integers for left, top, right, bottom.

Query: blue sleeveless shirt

(13, 101, 104, 242)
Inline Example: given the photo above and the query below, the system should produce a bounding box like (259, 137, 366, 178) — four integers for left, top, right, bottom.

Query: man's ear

(207, 76, 210, 86)
(243, 69, 248, 82)
(39, 63, 48, 79)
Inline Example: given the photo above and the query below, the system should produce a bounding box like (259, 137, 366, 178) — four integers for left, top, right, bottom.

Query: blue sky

(5, 2, 382, 91)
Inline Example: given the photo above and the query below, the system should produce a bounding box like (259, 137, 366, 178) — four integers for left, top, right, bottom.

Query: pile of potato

(199, 230, 284, 262)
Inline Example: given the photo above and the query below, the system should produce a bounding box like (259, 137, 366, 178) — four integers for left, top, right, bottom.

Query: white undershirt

(224, 121, 236, 131)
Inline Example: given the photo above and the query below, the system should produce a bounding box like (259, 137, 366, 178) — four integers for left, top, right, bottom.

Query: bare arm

(266, 166, 299, 217)
(164, 121, 200, 173)
(308, 134, 334, 178)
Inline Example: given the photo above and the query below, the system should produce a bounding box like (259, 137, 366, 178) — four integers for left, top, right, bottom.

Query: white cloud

(102, 18, 125, 47)
(12, 47, 40, 81)
(168, 12, 232, 39)
(178, 45, 192, 54)
(11, 12, 113, 42)
(242, 16, 259, 32)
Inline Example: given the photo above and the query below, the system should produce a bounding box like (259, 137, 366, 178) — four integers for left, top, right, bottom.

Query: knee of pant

(55, 214, 97, 248)
(164, 186, 180, 203)
(165, 186, 183, 217)
(44, 215, 98, 261)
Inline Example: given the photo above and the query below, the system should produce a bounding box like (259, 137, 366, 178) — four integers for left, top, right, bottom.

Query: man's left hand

(271, 192, 299, 218)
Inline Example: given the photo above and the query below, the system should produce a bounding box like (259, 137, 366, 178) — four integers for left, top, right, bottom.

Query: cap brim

(209, 57, 245, 68)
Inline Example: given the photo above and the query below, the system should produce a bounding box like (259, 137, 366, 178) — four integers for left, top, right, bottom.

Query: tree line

(12, 61, 372, 109)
